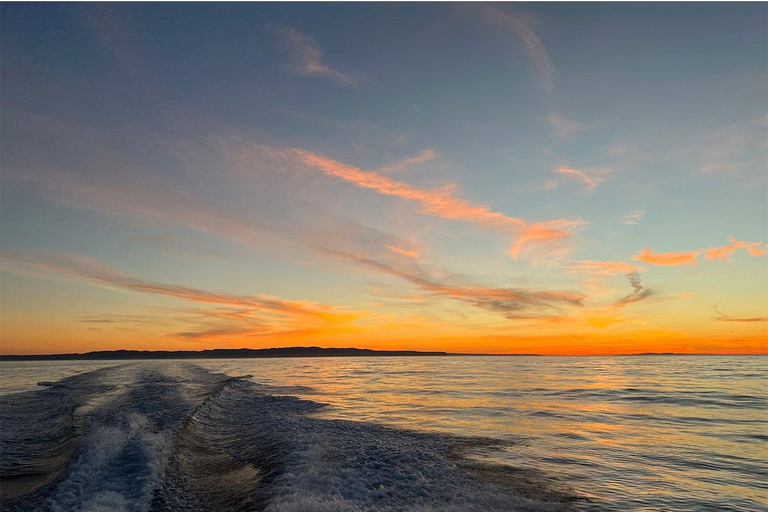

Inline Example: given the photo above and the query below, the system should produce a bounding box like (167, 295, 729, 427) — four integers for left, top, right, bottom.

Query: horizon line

(1, 346, 766, 359)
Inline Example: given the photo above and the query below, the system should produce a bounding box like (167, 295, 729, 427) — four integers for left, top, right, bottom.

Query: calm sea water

(1, 355, 766, 511)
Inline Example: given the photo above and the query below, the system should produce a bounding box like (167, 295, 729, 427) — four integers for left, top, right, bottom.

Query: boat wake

(0, 364, 585, 511)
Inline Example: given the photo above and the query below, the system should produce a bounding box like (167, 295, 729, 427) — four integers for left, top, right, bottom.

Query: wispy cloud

(4, 127, 581, 327)
(386, 245, 420, 259)
(1, 251, 366, 340)
(569, 262, 653, 327)
(619, 210, 645, 225)
(1, 251, 350, 320)
(633, 238, 765, 266)
(7, 137, 426, 283)
(698, 116, 768, 174)
(546, 111, 583, 140)
(377, 148, 436, 173)
(77, 314, 162, 325)
(479, 5, 556, 92)
(321, 249, 584, 320)
(712, 304, 767, 323)
(273, 26, 359, 85)
(614, 272, 653, 308)
(538, 166, 608, 193)
(292, 148, 582, 259)
(81, 5, 144, 76)
(554, 166, 606, 192)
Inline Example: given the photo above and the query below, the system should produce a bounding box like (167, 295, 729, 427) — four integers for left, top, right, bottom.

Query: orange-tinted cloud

(507, 220, 580, 259)
(633, 249, 701, 266)
(294, 149, 582, 258)
(633, 237, 765, 266)
(555, 167, 605, 191)
(387, 245, 420, 259)
(705, 238, 765, 260)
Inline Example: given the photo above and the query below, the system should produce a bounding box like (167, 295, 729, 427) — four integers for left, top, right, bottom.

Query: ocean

(0, 356, 765, 511)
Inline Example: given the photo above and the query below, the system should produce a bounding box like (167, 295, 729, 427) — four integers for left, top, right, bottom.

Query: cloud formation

(614, 272, 653, 308)
(1, 251, 365, 340)
(554, 167, 606, 192)
(6, 129, 581, 324)
(698, 116, 768, 174)
(704, 238, 765, 260)
(712, 304, 767, 323)
(293, 148, 582, 258)
(633, 249, 700, 266)
(619, 210, 645, 225)
(8, 138, 428, 287)
(386, 245, 420, 259)
(377, 149, 436, 173)
(633, 238, 765, 266)
(537, 167, 608, 193)
(479, 5, 556, 92)
(322, 249, 584, 320)
(546, 111, 583, 140)
(274, 26, 358, 85)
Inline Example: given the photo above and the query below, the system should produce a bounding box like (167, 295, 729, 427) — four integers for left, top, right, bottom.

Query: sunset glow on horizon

(1, 3, 766, 356)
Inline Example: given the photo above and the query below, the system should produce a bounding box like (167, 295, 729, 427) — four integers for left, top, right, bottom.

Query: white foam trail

(46, 413, 173, 512)
(2, 364, 582, 512)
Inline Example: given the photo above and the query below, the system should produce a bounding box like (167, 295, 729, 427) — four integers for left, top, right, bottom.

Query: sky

(1, 3, 766, 355)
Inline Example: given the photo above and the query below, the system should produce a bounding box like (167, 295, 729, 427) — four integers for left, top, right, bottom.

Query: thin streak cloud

(712, 304, 767, 323)
(1, 251, 362, 324)
(322, 249, 584, 320)
(292, 148, 582, 259)
(273, 26, 359, 85)
(479, 5, 557, 92)
(546, 111, 583, 140)
(554, 167, 606, 192)
(619, 210, 645, 225)
(377, 149, 436, 173)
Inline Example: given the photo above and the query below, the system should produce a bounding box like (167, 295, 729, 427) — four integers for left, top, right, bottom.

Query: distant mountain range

(0, 346, 470, 361)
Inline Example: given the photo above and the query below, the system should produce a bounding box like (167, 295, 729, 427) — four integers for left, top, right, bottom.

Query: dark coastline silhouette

(0, 347, 465, 361)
